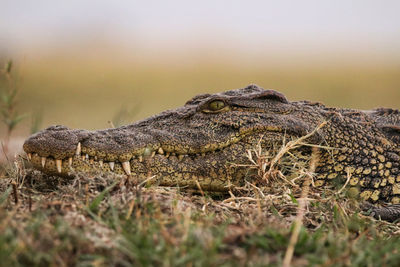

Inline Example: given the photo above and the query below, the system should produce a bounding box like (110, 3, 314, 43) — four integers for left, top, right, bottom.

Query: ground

(1, 143, 400, 267)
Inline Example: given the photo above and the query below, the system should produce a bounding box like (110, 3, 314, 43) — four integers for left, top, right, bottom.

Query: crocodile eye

(208, 100, 226, 111)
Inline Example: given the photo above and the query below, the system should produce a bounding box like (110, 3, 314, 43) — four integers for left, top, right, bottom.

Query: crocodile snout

(23, 126, 91, 173)
(23, 125, 81, 157)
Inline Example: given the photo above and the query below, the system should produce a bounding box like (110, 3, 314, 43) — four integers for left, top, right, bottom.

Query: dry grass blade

(283, 147, 319, 267)
(336, 168, 352, 195)
(269, 121, 327, 172)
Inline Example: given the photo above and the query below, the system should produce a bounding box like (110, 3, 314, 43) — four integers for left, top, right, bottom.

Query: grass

(0, 60, 27, 155)
(1, 135, 400, 266)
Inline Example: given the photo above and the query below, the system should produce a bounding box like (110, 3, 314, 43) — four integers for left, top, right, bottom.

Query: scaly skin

(23, 85, 400, 205)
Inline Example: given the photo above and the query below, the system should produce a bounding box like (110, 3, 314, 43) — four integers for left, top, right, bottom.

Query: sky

(1, 0, 400, 55)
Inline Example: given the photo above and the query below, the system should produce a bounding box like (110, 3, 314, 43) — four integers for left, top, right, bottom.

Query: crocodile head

(23, 85, 321, 191)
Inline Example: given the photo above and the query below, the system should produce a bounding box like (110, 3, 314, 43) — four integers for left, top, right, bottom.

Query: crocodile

(23, 85, 400, 220)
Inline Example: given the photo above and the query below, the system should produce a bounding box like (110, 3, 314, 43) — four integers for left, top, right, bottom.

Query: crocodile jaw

(23, 123, 288, 191)
(23, 127, 275, 191)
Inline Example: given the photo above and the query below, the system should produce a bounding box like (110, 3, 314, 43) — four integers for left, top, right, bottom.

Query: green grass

(1, 155, 400, 267)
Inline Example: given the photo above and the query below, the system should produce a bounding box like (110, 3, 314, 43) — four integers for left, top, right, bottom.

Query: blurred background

(0, 0, 399, 153)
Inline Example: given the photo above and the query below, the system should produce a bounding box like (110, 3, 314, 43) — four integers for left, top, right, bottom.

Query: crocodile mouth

(23, 126, 286, 177)
(26, 141, 231, 176)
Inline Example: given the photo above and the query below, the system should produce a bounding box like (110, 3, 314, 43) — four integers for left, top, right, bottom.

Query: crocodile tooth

(158, 147, 164, 154)
(89, 159, 94, 164)
(165, 152, 170, 158)
(56, 159, 62, 173)
(109, 162, 115, 170)
(178, 154, 184, 161)
(68, 157, 73, 167)
(99, 160, 103, 167)
(151, 151, 156, 157)
(138, 156, 143, 162)
(85, 154, 89, 160)
(201, 152, 206, 157)
(27, 153, 32, 160)
(81, 155, 86, 161)
(41, 157, 46, 168)
(122, 161, 131, 175)
(76, 142, 81, 155)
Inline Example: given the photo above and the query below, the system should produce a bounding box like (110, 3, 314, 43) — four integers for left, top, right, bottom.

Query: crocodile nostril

(44, 125, 70, 131)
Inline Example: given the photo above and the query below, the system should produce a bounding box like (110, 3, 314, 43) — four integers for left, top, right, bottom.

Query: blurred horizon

(2, 1, 400, 53)
(1, 0, 400, 138)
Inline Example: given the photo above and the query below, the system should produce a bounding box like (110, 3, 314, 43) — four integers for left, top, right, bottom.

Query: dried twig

(11, 181, 18, 204)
